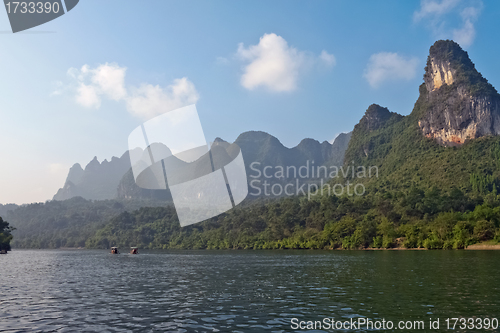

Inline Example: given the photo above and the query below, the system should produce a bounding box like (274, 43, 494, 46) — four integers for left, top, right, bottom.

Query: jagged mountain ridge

(118, 130, 352, 200)
(53, 152, 132, 201)
(55, 130, 352, 201)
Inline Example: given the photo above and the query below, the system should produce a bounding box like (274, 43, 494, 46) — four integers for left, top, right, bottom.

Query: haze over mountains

(53, 40, 500, 203)
(53, 131, 352, 201)
(53, 153, 131, 201)
(9, 39, 500, 250)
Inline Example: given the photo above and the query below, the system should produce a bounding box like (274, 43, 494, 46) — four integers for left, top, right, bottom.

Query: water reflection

(0, 250, 498, 332)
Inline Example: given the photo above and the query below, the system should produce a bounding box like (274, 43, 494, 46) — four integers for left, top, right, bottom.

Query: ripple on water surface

(0, 250, 499, 332)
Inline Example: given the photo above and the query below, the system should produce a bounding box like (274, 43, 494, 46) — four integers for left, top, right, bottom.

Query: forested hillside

(8, 197, 167, 248)
(84, 187, 500, 250)
(8, 40, 500, 250)
(84, 40, 500, 250)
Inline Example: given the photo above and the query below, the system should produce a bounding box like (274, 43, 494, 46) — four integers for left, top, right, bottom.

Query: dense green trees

(6, 182, 500, 251)
(7, 197, 167, 249)
(0, 216, 14, 252)
(81, 185, 500, 250)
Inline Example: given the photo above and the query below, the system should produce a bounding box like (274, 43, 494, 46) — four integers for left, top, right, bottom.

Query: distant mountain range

(10, 39, 500, 250)
(53, 153, 131, 201)
(53, 131, 352, 201)
(43, 39, 500, 206)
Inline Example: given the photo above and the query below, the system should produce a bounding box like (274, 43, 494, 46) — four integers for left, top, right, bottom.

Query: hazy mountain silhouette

(54, 131, 352, 201)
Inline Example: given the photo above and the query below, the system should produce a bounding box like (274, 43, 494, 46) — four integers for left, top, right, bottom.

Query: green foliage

(423, 233, 444, 250)
(8, 197, 168, 249)
(470, 173, 498, 194)
(9, 42, 500, 251)
(0, 216, 14, 251)
(452, 221, 473, 249)
(78, 185, 500, 250)
(6, 181, 500, 251)
(474, 220, 496, 241)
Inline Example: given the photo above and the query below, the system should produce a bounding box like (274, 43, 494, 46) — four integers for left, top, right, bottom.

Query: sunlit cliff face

(418, 42, 500, 147)
(426, 58, 455, 91)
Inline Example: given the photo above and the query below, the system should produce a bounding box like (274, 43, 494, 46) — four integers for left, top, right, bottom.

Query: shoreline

(465, 244, 500, 250)
(10, 244, 500, 251)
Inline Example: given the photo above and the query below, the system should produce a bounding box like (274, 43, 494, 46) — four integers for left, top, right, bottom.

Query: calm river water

(0, 250, 499, 332)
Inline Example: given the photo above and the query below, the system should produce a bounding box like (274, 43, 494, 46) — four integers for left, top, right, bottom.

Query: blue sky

(0, 0, 498, 203)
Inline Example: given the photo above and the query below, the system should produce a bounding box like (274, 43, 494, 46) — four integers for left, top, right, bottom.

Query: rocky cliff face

(418, 40, 500, 146)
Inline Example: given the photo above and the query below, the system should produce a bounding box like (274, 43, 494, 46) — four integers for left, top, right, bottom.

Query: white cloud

(452, 6, 481, 47)
(413, 0, 459, 21)
(126, 78, 199, 119)
(364, 52, 419, 88)
(319, 50, 336, 67)
(90, 63, 127, 101)
(61, 63, 199, 120)
(216, 56, 229, 65)
(413, 0, 483, 48)
(76, 83, 101, 108)
(68, 63, 127, 107)
(50, 80, 64, 96)
(237, 33, 304, 92)
(460, 4, 481, 20)
(236, 33, 335, 92)
(453, 18, 475, 48)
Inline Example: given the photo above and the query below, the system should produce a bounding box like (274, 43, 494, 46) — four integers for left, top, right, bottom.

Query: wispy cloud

(319, 50, 336, 68)
(363, 52, 419, 88)
(236, 33, 335, 92)
(58, 63, 199, 120)
(452, 5, 482, 47)
(76, 82, 101, 108)
(413, 0, 460, 21)
(126, 78, 199, 120)
(413, 0, 483, 48)
(215, 56, 229, 65)
(50, 80, 64, 96)
(67, 63, 127, 109)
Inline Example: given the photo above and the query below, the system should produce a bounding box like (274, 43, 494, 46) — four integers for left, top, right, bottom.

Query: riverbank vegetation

(0, 217, 14, 252)
(83, 185, 500, 250)
(7, 197, 167, 249)
(6, 183, 500, 251)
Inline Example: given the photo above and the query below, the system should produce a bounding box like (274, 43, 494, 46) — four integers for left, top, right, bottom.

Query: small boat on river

(111, 247, 119, 254)
(130, 247, 138, 254)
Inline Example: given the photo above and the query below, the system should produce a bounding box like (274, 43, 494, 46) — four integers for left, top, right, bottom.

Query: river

(0, 250, 499, 332)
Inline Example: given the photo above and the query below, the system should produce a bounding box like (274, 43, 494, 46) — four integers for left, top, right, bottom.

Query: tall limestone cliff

(418, 40, 500, 146)
(343, 40, 500, 192)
